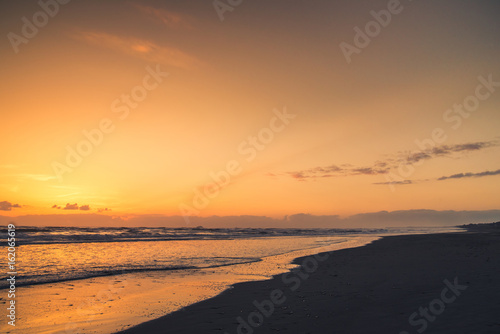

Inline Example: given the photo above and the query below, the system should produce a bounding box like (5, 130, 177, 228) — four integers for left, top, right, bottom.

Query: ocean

(0, 225, 462, 333)
(0, 225, 461, 289)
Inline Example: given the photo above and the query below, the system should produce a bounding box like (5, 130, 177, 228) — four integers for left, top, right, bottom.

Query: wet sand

(119, 231, 500, 334)
(0, 236, 378, 333)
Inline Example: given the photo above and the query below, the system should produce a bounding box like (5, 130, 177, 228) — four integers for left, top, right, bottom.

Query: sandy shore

(118, 231, 500, 334)
(0, 236, 378, 334)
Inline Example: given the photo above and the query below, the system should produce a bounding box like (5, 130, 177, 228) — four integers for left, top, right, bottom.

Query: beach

(0, 228, 384, 334)
(3, 1, 500, 333)
(119, 230, 500, 334)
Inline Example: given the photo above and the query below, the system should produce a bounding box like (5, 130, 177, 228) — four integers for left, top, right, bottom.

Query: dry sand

(118, 231, 500, 334)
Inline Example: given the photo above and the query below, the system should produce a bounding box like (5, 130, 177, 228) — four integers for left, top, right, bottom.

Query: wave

(0, 257, 263, 289)
(0, 226, 462, 290)
(0, 226, 378, 246)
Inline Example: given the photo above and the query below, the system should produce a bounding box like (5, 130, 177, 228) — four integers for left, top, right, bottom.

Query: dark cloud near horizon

(1, 209, 499, 228)
(63, 203, 79, 210)
(97, 208, 111, 213)
(61, 203, 83, 210)
(54, 203, 93, 210)
(286, 140, 498, 181)
(0, 201, 21, 211)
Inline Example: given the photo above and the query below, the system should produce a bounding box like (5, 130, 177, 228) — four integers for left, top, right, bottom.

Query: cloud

(63, 203, 79, 210)
(0, 201, 21, 211)
(286, 140, 498, 181)
(2, 210, 499, 228)
(131, 3, 193, 29)
(341, 209, 500, 228)
(438, 169, 500, 181)
(74, 31, 201, 70)
(289, 171, 307, 180)
(3, 173, 57, 182)
(425, 141, 497, 158)
(373, 180, 413, 186)
(374, 168, 500, 185)
(56, 192, 81, 198)
(97, 208, 111, 213)
(15, 174, 57, 181)
(373, 168, 500, 186)
(400, 141, 498, 164)
(57, 203, 92, 210)
(287, 162, 390, 180)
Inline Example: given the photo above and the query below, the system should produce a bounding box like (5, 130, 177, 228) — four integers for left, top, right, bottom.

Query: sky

(1, 0, 499, 227)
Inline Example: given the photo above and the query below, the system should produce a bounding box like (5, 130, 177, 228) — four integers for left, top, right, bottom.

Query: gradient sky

(1, 0, 499, 226)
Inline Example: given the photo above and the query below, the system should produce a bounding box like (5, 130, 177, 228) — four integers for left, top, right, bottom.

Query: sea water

(0, 226, 462, 333)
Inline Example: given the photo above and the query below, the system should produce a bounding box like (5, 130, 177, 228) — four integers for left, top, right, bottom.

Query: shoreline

(118, 230, 500, 334)
(1, 235, 378, 334)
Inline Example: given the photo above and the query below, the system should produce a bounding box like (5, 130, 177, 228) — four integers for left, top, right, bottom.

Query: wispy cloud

(131, 3, 193, 29)
(373, 180, 413, 186)
(288, 162, 390, 181)
(74, 31, 201, 70)
(374, 168, 500, 185)
(437, 169, 500, 181)
(56, 192, 81, 198)
(405, 141, 498, 164)
(1, 173, 56, 182)
(0, 184, 20, 193)
(15, 173, 57, 182)
(285, 140, 499, 181)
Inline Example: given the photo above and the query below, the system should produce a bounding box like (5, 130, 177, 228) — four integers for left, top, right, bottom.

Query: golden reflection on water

(16, 237, 351, 286)
(0, 236, 378, 334)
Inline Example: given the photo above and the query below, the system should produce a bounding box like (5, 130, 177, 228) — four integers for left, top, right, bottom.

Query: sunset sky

(1, 0, 499, 227)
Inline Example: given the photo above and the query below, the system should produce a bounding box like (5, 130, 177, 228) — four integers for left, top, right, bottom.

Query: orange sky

(1, 0, 499, 225)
